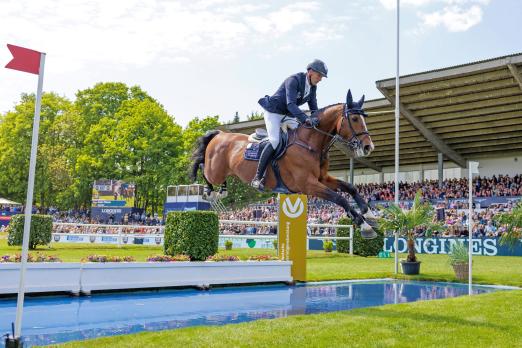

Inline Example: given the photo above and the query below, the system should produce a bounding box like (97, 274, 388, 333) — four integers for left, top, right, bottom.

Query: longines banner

(383, 237, 522, 256)
(278, 194, 308, 281)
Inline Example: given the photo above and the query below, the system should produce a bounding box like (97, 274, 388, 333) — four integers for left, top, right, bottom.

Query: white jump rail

(219, 219, 354, 255)
(53, 220, 355, 254)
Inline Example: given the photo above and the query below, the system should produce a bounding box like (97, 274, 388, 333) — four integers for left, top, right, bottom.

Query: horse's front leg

(307, 178, 377, 240)
(320, 175, 379, 231)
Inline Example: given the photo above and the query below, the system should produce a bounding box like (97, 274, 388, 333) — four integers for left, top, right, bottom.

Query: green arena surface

(47, 290, 522, 348)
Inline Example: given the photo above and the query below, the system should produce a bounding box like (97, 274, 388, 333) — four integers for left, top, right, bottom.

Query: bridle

(305, 103, 370, 160)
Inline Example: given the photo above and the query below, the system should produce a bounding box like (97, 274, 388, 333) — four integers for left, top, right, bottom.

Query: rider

(251, 59, 328, 190)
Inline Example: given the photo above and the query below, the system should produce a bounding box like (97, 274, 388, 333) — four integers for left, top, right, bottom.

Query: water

(0, 280, 502, 347)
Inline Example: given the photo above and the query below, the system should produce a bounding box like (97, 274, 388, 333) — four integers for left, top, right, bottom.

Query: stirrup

(251, 177, 265, 191)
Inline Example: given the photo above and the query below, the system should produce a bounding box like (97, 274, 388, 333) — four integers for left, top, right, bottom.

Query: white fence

(52, 220, 354, 254)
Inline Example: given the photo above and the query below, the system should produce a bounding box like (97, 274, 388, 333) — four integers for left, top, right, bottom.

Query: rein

(301, 104, 369, 162)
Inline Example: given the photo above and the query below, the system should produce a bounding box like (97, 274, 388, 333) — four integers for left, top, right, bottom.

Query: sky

(1, 0, 521, 127)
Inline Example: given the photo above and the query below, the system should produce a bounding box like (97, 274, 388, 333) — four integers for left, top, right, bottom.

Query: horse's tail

(190, 130, 220, 182)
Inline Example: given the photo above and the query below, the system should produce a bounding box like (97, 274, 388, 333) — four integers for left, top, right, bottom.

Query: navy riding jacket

(258, 72, 318, 123)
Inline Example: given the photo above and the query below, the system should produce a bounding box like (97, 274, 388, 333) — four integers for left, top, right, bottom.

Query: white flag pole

(14, 52, 46, 340)
(394, 0, 400, 274)
(468, 161, 479, 296)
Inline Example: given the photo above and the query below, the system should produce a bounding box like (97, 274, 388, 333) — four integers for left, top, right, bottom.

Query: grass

(2, 237, 522, 286)
(50, 290, 522, 348)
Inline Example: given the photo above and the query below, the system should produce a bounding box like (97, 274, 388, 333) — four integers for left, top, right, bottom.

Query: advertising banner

(278, 194, 308, 281)
(383, 237, 522, 256)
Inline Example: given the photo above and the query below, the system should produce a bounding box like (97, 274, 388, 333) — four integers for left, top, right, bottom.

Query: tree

(232, 112, 240, 123)
(378, 190, 442, 263)
(80, 98, 183, 213)
(0, 93, 77, 208)
(246, 111, 264, 121)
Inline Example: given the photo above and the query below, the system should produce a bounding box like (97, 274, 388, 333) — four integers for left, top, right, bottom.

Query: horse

(191, 90, 379, 239)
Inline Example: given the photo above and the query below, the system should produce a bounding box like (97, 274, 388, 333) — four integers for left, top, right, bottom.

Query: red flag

(5, 44, 42, 75)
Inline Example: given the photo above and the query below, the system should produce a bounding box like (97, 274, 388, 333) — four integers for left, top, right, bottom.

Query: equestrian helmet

(306, 59, 328, 78)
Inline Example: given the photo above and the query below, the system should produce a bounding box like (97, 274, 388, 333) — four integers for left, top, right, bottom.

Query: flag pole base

(5, 336, 23, 348)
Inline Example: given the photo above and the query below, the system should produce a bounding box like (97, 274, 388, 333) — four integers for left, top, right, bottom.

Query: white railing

(52, 220, 354, 254)
(219, 220, 354, 254)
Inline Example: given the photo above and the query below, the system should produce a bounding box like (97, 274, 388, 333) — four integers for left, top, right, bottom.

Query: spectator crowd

(2, 174, 521, 238)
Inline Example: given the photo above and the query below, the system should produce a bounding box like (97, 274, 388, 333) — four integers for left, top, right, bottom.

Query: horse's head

(336, 89, 374, 157)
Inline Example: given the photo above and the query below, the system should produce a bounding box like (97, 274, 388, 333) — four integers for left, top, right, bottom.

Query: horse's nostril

(364, 145, 372, 154)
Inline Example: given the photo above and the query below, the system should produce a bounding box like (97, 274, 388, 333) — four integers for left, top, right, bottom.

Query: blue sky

(1, 0, 520, 127)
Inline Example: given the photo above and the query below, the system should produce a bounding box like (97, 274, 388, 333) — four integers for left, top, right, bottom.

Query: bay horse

(191, 90, 378, 239)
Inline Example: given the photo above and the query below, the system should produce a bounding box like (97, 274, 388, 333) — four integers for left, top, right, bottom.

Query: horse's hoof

(363, 211, 379, 230)
(360, 222, 378, 240)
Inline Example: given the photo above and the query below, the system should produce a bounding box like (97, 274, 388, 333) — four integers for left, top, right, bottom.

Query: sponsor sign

(383, 237, 522, 256)
(278, 194, 307, 281)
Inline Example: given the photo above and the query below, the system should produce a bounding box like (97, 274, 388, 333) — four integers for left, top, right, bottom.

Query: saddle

(244, 119, 299, 194)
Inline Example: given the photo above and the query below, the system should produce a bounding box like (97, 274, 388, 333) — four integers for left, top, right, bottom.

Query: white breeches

(264, 111, 286, 149)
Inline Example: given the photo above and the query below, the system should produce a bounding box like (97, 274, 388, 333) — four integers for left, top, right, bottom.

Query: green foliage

(448, 241, 469, 266)
(246, 111, 264, 121)
(337, 216, 383, 257)
(336, 217, 351, 254)
(7, 214, 53, 249)
(221, 176, 274, 209)
(273, 239, 278, 250)
(224, 240, 233, 250)
(378, 190, 442, 262)
(495, 202, 522, 248)
(164, 211, 219, 261)
(323, 239, 333, 252)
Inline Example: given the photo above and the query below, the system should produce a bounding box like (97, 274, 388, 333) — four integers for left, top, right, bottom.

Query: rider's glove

(305, 116, 320, 127)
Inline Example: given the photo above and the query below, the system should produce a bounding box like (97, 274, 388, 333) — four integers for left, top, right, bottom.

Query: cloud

(379, 0, 433, 10)
(378, 0, 488, 33)
(419, 5, 483, 32)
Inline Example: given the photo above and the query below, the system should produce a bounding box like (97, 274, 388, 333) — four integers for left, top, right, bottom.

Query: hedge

(7, 214, 53, 249)
(164, 210, 219, 261)
(336, 216, 384, 257)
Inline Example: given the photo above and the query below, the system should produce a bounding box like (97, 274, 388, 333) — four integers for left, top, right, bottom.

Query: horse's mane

(315, 103, 343, 118)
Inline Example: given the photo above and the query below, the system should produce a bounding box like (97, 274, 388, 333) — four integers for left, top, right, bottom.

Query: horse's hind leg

(200, 164, 214, 197)
(218, 181, 227, 198)
(308, 178, 377, 240)
(320, 175, 378, 229)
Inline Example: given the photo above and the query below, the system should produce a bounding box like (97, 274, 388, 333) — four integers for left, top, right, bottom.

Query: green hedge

(164, 210, 219, 261)
(336, 216, 384, 257)
(7, 214, 53, 249)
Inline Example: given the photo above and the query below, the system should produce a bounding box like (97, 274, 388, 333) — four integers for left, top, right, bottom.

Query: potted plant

(323, 239, 333, 253)
(448, 241, 469, 280)
(379, 190, 442, 275)
(224, 240, 233, 251)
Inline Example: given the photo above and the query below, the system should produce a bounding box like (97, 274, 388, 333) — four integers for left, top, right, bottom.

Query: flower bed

(206, 254, 240, 262)
(0, 253, 61, 263)
(248, 255, 279, 261)
(147, 254, 190, 262)
(82, 255, 135, 262)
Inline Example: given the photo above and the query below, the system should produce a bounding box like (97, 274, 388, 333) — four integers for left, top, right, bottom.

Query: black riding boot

(251, 144, 275, 190)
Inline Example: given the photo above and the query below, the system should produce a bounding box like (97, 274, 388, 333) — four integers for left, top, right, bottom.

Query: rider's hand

(306, 116, 319, 127)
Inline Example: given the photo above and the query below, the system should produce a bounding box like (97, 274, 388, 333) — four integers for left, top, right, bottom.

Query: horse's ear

(346, 89, 353, 108)
(358, 94, 365, 107)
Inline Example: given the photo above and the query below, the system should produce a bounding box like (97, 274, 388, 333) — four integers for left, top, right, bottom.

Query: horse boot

(251, 143, 275, 191)
(354, 215, 378, 240)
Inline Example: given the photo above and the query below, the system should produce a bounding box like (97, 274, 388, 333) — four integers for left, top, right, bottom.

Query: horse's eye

(352, 116, 358, 122)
